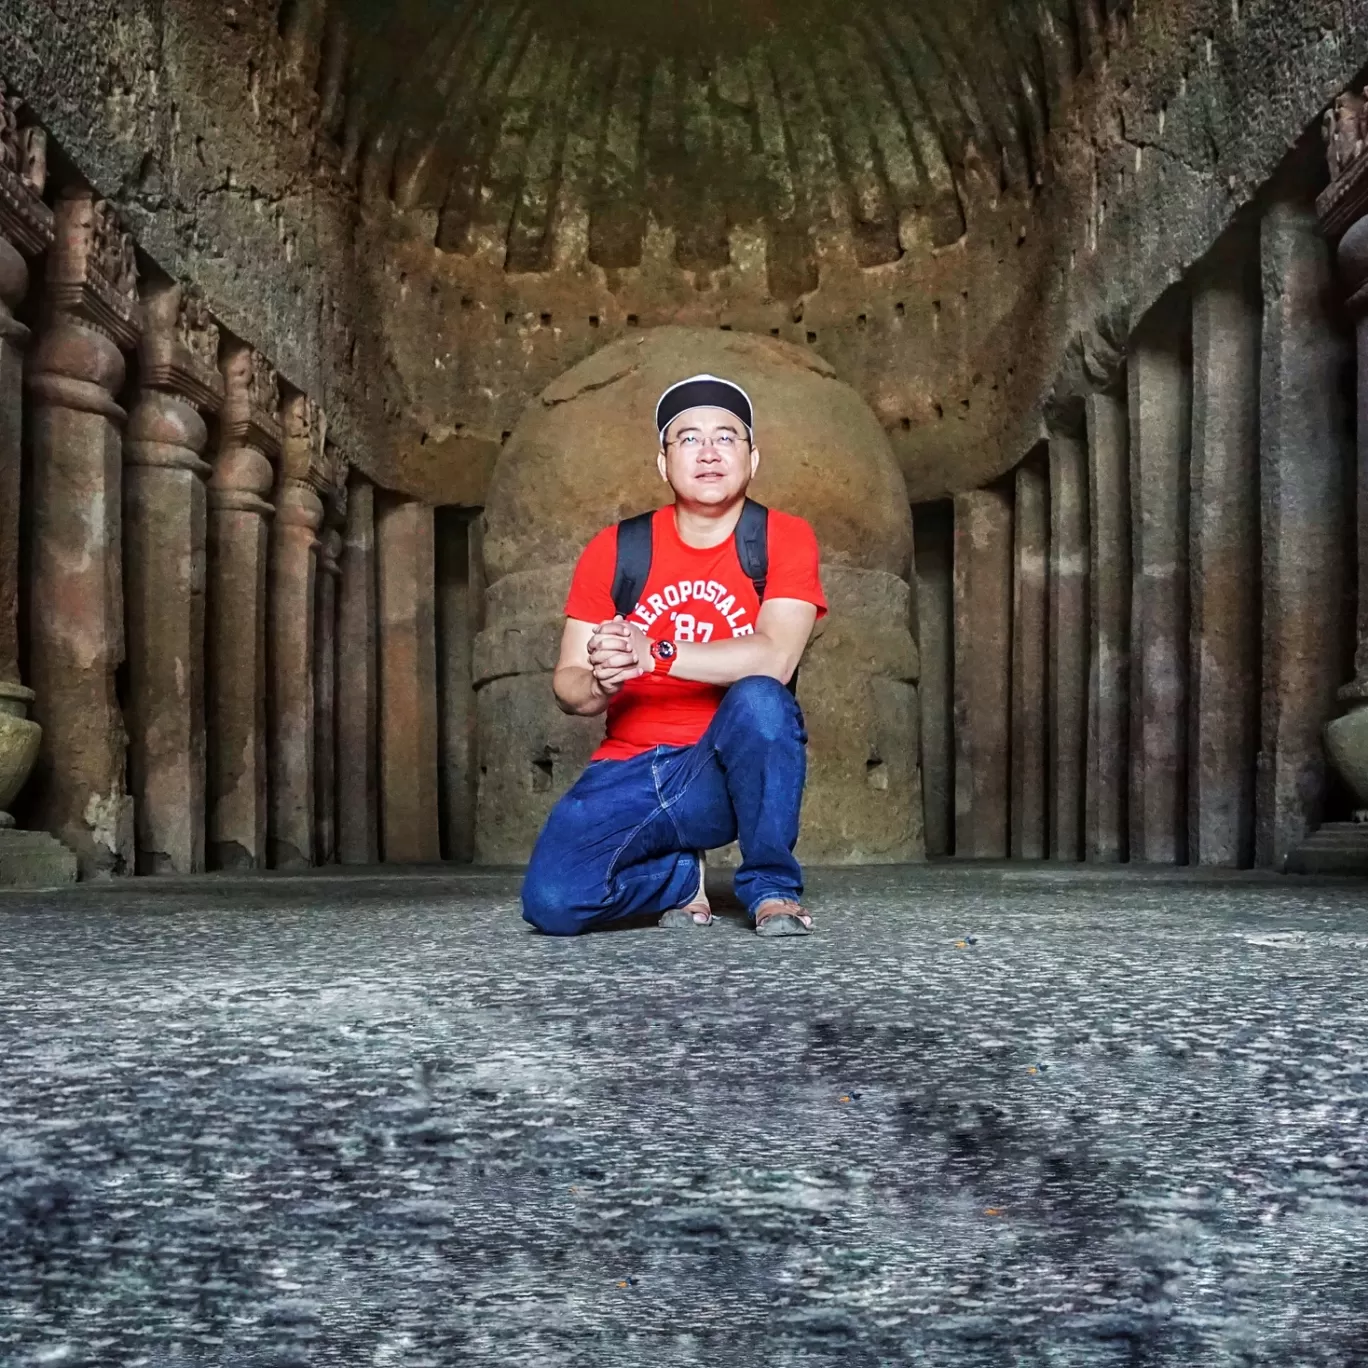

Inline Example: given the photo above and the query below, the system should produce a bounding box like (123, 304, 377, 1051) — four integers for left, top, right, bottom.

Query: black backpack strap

(733, 498, 769, 602)
(732, 498, 798, 697)
(611, 511, 655, 618)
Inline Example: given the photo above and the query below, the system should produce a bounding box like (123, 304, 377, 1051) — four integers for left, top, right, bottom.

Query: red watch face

(651, 640, 677, 661)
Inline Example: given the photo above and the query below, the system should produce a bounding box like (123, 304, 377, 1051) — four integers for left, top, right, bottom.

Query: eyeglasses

(666, 432, 749, 451)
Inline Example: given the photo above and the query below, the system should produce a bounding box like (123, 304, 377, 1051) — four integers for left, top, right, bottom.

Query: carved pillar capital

(213, 343, 282, 516)
(27, 188, 141, 420)
(139, 282, 226, 412)
(280, 393, 329, 490)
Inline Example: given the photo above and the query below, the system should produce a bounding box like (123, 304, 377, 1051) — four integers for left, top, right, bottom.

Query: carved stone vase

(1325, 703, 1368, 812)
(0, 680, 39, 825)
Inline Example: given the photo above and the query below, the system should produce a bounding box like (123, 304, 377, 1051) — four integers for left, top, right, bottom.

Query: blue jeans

(521, 676, 808, 935)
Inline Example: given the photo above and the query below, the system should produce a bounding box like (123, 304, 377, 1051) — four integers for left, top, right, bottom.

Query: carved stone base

(0, 826, 77, 889)
(1285, 819, 1368, 875)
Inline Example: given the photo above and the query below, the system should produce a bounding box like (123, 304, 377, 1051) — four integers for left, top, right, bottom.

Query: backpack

(610, 498, 798, 694)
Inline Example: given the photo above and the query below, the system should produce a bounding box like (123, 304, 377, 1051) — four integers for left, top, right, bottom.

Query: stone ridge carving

(0, 82, 52, 258)
(220, 342, 284, 458)
(46, 188, 141, 349)
(140, 283, 225, 414)
(280, 392, 329, 489)
(1319, 89, 1368, 238)
(322, 441, 349, 524)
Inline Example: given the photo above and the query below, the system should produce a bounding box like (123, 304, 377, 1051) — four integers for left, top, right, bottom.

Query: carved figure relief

(1326, 91, 1368, 182)
(0, 81, 52, 256)
(177, 286, 220, 372)
(281, 393, 329, 488)
(247, 351, 281, 421)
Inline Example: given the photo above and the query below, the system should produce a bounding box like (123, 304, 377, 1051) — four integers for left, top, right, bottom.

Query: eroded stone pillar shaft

(914, 502, 954, 858)
(0, 105, 52, 855)
(1189, 235, 1261, 867)
(207, 344, 280, 869)
(314, 451, 346, 866)
(337, 473, 379, 864)
(1085, 388, 1131, 863)
(437, 508, 480, 863)
(953, 487, 1012, 859)
(1128, 295, 1191, 865)
(1011, 458, 1048, 859)
(269, 395, 327, 868)
(377, 495, 440, 864)
(123, 284, 223, 875)
(1047, 426, 1089, 861)
(1257, 200, 1350, 868)
(25, 187, 142, 876)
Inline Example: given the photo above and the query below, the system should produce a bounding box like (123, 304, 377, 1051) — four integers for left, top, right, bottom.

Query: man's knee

(719, 675, 800, 743)
(520, 871, 584, 936)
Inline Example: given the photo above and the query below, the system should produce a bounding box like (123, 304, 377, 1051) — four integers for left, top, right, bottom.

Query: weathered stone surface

(0, 826, 76, 888)
(1085, 390, 1131, 864)
(207, 343, 280, 871)
(1127, 295, 1191, 866)
(24, 188, 139, 878)
(337, 475, 380, 866)
(377, 498, 441, 864)
(1011, 457, 1048, 860)
(1189, 237, 1261, 867)
(1047, 428, 1089, 862)
(437, 509, 480, 864)
(1257, 201, 1351, 870)
(953, 487, 1012, 860)
(913, 503, 953, 859)
(478, 327, 918, 865)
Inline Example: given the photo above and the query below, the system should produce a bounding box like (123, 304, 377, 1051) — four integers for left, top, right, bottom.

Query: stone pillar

(1127, 294, 1191, 865)
(437, 507, 480, 862)
(953, 487, 1012, 859)
(377, 495, 441, 864)
(337, 473, 379, 865)
(1047, 424, 1089, 861)
(123, 284, 223, 874)
(1257, 199, 1350, 870)
(1289, 116, 1368, 872)
(0, 96, 70, 885)
(313, 450, 346, 865)
(206, 343, 281, 869)
(25, 187, 142, 877)
(269, 394, 327, 869)
(913, 502, 954, 857)
(1011, 457, 1048, 859)
(1189, 233, 1261, 867)
(1085, 388, 1131, 863)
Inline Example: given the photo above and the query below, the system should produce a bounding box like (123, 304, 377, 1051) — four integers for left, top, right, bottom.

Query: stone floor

(1, 864, 1367, 1367)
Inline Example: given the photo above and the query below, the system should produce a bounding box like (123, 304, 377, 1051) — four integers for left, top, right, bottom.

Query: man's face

(657, 405, 759, 506)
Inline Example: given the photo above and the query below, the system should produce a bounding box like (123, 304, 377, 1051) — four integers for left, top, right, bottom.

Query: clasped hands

(587, 615, 653, 696)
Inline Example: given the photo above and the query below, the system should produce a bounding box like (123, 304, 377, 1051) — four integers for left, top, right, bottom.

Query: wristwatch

(649, 639, 678, 675)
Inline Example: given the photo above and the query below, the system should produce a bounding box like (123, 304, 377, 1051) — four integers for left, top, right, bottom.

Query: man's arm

(589, 598, 818, 688)
(552, 617, 637, 717)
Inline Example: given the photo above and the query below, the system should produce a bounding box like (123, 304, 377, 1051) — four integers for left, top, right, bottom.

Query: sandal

(659, 852, 713, 928)
(753, 898, 814, 937)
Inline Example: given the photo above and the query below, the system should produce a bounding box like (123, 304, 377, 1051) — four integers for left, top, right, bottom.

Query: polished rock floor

(1, 864, 1367, 1367)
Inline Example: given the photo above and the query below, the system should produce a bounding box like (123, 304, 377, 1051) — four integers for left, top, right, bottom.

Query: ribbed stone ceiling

(330, 0, 1129, 282)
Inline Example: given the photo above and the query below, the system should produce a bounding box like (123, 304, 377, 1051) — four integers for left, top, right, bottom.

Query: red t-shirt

(565, 505, 827, 761)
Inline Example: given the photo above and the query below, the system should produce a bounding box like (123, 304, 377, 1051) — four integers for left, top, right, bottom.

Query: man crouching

(520, 373, 825, 938)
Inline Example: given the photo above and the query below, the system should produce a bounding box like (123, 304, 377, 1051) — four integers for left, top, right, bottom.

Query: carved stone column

(952, 486, 1012, 859)
(1011, 457, 1048, 860)
(1257, 197, 1349, 871)
(1084, 386, 1131, 864)
(269, 394, 326, 868)
(0, 89, 72, 886)
(25, 187, 142, 877)
(337, 472, 379, 865)
(1292, 96, 1368, 871)
(123, 284, 223, 874)
(314, 446, 346, 865)
(206, 344, 281, 869)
